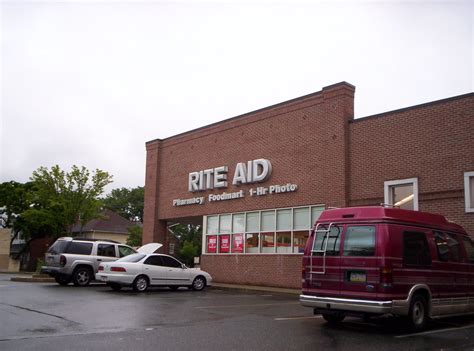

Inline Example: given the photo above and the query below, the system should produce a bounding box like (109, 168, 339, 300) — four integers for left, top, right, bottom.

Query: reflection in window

(293, 231, 308, 253)
(276, 232, 292, 253)
(261, 233, 275, 253)
(343, 226, 375, 256)
(246, 233, 259, 253)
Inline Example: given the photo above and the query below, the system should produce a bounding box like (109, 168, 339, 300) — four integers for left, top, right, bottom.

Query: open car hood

(137, 243, 163, 254)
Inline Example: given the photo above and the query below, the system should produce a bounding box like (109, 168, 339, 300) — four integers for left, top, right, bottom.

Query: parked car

(41, 237, 137, 286)
(300, 206, 474, 331)
(96, 243, 212, 292)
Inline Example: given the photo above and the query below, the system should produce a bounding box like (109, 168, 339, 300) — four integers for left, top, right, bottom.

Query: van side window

(434, 232, 450, 262)
(434, 232, 463, 262)
(461, 236, 474, 263)
(343, 226, 376, 256)
(403, 232, 431, 266)
(312, 226, 341, 256)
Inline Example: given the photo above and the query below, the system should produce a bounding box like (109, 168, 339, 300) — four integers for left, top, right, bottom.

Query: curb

(10, 276, 55, 283)
(211, 283, 300, 296)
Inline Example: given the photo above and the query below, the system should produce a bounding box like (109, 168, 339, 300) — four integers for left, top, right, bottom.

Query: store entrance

(165, 216, 203, 267)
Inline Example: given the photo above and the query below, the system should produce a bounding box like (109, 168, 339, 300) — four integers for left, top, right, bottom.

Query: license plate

(100, 276, 108, 282)
(349, 272, 366, 283)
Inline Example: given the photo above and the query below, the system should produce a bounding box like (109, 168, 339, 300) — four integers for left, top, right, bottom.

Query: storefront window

(311, 206, 324, 228)
(207, 216, 218, 234)
(219, 235, 231, 253)
(219, 214, 231, 234)
(233, 213, 245, 233)
(261, 210, 275, 232)
(261, 233, 275, 253)
(276, 209, 291, 231)
(246, 233, 259, 253)
(206, 235, 217, 253)
(246, 212, 259, 232)
(293, 231, 308, 253)
(276, 231, 291, 253)
(293, 207, 310, 230)
(204, 204, 324, 255)
(232, 233, 244, 253)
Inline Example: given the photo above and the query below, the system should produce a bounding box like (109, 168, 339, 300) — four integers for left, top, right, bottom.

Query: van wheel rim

(413, 301, 424, 325)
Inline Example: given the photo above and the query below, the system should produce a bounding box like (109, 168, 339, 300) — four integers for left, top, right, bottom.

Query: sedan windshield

(117, 253, 146, 263)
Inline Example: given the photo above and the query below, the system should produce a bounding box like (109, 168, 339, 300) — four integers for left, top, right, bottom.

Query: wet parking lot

(1, 274, 474, 351)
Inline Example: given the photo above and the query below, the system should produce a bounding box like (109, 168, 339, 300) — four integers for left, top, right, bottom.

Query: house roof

(71, 209, 135, 235)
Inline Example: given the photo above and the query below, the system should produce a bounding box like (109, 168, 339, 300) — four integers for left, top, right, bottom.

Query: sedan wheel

(133, 276, 149, 292)
(192, 276, 206, 291)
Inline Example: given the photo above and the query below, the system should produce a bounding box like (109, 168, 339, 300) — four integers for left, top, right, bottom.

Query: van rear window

(312, 226, 341, 256)
(403, 232, 431, 266)
(343, 226, 376, 256)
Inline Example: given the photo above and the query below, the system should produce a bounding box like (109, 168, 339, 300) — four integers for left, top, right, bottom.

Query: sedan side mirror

(181, 263, 187, 269)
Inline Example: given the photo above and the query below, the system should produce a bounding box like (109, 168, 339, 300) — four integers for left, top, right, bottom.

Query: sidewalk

(211, 282, 300, 295)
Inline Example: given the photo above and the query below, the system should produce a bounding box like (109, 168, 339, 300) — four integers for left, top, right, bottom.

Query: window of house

(261, 232, 275, 253)
(343, 226, 376, 256)
(169, 243, 175, 255)
(384, 178, 419, 210)
(293, 207, 310, 230)
(276, 209, 291, 231)
(403, 231, 431, 266)
(219, 214, 232, 234)
(465, 171, 474, 213)
(245, 233, 259, 253)
(276, 231, 291, 253)
(206, 216, 218, 234)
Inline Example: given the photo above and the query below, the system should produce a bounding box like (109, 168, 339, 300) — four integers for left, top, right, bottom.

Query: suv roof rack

(72, 237, 120, 243)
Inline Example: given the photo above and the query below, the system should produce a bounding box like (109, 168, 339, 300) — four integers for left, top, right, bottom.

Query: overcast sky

(1, 0, 472, 192)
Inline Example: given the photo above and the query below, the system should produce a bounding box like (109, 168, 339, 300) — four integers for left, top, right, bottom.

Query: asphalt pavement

(1, 274, 474, 351)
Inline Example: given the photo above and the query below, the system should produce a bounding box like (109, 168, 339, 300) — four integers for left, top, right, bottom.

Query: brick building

(143, 82, 474, 289)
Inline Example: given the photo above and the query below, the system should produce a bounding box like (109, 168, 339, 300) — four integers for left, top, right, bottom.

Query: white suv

(41, 237, 137, 286)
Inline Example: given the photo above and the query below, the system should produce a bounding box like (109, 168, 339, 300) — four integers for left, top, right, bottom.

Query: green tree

(126, 225, 142, 247)
(0, 181, 35, 229)
(17, 165, 113, 240)
(103, 186, 144, 222)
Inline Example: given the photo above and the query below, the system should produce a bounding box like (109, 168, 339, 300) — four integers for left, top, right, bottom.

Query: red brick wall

(201, 254, 302, 289)
(143, 82, 355, 246)
(349, 94, 474, 234)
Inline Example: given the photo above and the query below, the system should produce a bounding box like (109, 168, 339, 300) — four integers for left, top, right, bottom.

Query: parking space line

(195, 302, 299, 309)
(395, 324, 474, 338)
(274, 316, 322, 321)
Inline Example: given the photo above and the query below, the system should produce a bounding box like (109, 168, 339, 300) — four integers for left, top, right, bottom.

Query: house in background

(71, 209, 137, 244)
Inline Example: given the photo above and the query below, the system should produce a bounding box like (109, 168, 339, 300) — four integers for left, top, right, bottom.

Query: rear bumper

(300, 294, 401, 315)
(41, 266, 68, 278)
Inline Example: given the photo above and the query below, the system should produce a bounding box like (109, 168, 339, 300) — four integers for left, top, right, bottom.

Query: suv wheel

(55, 276, 71, 286)
(73, 267, 93, 286)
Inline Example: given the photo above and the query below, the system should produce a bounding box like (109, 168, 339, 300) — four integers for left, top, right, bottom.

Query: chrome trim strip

(300, 294, 395, 314)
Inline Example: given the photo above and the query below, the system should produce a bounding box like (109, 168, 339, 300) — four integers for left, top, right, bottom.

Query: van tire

(322, 313, 345, 324)
(408, 295, 428, 332)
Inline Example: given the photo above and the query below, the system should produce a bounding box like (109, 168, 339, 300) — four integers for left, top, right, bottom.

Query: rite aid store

(143, 82, 474, 289)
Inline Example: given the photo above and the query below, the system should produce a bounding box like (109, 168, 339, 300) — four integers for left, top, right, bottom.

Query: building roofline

(146, 81, 354, 145)
(352, 92, 474, 123)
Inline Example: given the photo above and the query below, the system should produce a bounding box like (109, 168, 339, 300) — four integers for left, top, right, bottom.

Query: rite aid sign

(172, 159, 297, 207)
(188, 159, 272, 192)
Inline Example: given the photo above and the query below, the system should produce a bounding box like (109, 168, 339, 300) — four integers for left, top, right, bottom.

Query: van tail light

(380, 267, 393, 289)
(98, 265, 104, 271)
(110, 266, 126, 272)
(59, 255, 67, 267)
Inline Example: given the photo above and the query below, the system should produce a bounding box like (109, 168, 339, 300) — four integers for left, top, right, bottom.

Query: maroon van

(300, 206, 474, 331)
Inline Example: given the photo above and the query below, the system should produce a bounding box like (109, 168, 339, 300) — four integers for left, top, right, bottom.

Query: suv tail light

(59, 255, 67, 267)
(380, 267, 393, 289)
(111, 266, 126, 272)
(98, 265, 104, 271)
